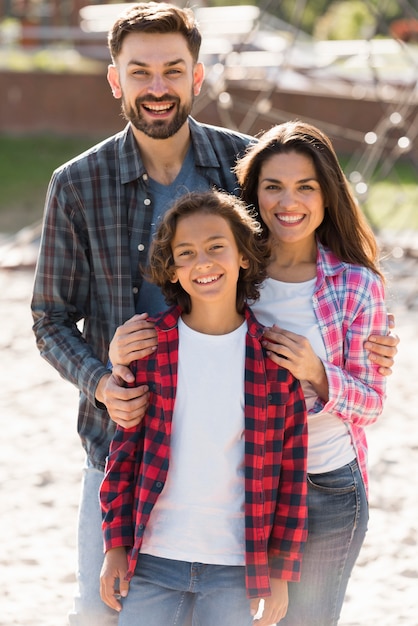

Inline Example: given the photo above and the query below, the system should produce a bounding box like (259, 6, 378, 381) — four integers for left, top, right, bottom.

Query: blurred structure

(0, 1, 417, 266)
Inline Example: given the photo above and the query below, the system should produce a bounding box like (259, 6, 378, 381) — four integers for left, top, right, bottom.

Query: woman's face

(257, 150, 325, 246)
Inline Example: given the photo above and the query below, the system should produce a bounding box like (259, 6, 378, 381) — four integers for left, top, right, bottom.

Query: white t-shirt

(251, 277, 355, 474)
(140, 318, 247, 565)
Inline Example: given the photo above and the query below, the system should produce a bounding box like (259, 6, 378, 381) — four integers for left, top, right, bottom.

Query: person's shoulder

(318, 243, 385, 297)
(189, 117, 255, 148)
(152, 305, 181, 330)
(54, 126, 129, 176)
(343, 263, 385, 295)
(327, 254, 385, 297)
(244, 304, 264, 338)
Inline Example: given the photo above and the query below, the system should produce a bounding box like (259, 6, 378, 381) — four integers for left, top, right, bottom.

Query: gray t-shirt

(136, 147, 211, 316)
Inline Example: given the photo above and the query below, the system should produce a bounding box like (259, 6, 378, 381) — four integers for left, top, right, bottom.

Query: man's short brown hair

(108, 2, 202, 62)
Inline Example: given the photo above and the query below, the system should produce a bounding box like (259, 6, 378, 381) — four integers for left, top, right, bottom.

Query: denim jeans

(279, 459, 368, 626)
(68, 462, 118, 626)
(118, 554, 253, 626)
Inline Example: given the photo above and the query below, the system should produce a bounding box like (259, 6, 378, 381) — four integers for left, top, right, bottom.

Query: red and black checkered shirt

(101, 305, 308, 599)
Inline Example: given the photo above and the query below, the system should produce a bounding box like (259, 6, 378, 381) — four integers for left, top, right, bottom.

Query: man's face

(108, 32, 204, 139)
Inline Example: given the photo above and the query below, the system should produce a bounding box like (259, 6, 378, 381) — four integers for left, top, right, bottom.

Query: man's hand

(250, 578, 289, 625)
(95, 313, 158, 428)
(96, 371, 149, 429)
(100, 547, 130, 612)
(365, 313, 399, 377)
(109, 313, 158, 366)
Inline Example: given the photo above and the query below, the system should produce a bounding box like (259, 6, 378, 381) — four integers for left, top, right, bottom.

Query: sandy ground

(0, 247, 417, 626)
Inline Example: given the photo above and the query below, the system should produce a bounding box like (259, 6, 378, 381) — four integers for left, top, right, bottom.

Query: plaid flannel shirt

(31, 118, 253, 470)
(310, 242, 388, 496)
(306, 242, 389, 493)
(101, 305, 308, 599)
(253, 240, 387, 497)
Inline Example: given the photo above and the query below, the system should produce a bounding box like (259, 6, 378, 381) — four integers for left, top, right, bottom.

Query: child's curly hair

(146, 190, 270, 314)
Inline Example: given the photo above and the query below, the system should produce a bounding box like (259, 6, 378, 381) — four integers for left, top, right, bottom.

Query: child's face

(170, 212, 249, 308)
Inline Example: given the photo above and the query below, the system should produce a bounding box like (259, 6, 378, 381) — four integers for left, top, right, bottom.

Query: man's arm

(31, 170, 110, 405)
(96, 372, 150, 429)
(100, 313, 159, 428)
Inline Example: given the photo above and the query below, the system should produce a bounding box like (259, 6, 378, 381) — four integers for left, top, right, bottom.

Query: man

(31, 3, 398, 625)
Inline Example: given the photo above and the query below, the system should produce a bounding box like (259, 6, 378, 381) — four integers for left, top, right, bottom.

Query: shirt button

(142, 173, 148, 181)
(144, 198, 151, 206)
(138, 243, 145, 251)
(132, 287, 139, 294)
(156, 481, 163, 489)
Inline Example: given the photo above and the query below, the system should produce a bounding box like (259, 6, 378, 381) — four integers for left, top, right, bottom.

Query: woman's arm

(263, 272, 388, 427)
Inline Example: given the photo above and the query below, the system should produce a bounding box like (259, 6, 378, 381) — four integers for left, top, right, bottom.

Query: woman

(234, 120, 387, 625)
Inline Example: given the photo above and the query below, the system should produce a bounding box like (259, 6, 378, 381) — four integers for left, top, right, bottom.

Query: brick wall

(1, 70, 416, 155)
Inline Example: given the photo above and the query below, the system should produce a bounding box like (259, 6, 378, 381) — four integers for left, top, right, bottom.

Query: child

(99, 190, 308, 626)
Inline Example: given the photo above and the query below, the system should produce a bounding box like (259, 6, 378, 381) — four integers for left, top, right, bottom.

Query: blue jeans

(118, 554, 253, 626)
(279, 459, 368, 626)
(68, 462, 118, 626)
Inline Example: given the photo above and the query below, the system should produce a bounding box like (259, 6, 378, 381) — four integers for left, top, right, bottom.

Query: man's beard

(121, 93, 194, 139)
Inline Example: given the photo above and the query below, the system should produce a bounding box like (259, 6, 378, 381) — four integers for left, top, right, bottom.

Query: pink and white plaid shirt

(310, 242, 388, 496)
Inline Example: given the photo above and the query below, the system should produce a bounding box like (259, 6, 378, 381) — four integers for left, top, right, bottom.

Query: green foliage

(273, 0, 331, 36)
(362, 161, 418, 232)
(314, 1, 375, 40)
(0, 136, 416, 235)
(206, 0, 256, 6)
(204, 0, 404, 38)
(0, 135, 94, 233)
(0, 47, 104, 73)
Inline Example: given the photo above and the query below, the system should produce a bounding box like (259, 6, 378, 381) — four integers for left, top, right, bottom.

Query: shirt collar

(117, 117, 224, 185)
(118, 124, 146, 184)
(316, 239, 347, 284)
(154, 304, 264, 340)
(187, 117, 222, 168)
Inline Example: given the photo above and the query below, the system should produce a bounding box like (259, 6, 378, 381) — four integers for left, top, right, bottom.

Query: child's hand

(100, 547, 130, 611)
(250, 578, 288, 625)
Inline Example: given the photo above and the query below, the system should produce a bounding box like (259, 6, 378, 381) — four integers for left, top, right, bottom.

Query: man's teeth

(196, 275, 219, 284)
(145, 104, 173, 112)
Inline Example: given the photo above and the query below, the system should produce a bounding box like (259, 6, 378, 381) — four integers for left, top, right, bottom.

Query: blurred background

(0, 0, 417, 275)
(0, 6, 417, 624)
